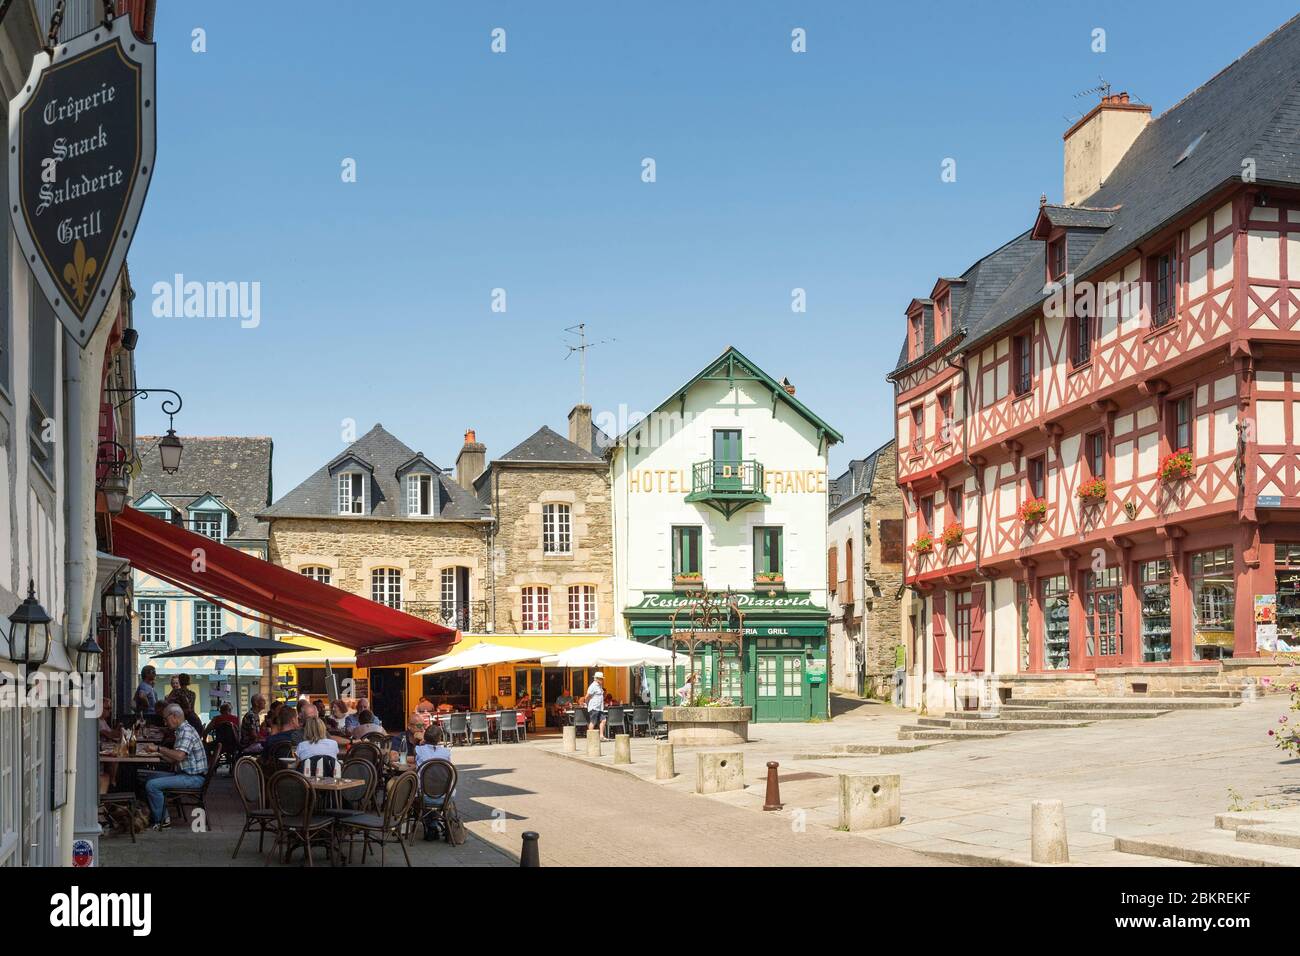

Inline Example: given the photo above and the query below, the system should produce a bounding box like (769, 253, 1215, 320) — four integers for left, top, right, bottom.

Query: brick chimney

(568, 404, 593, 453)
(455, 429, 486, 490)
(1063, 92, 1151, 206)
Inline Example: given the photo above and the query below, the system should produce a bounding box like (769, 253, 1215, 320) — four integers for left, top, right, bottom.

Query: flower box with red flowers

(910, 534, 935, 556)
(1076, 478, 1107, 503)
(1018, 498, 1048, 525)
(940, 524, 965, 548)
(1159, 449, 1194, 483)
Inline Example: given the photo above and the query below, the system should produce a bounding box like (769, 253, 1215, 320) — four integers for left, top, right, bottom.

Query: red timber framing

(112, 508, 459, 666)
(893, 181, 1300, 675)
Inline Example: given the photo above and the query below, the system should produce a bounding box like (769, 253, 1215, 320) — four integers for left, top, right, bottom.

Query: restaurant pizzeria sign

(7, 15, 155, 348)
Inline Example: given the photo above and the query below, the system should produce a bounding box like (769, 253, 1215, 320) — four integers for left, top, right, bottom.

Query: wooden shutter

(969, 584, 986, 673)
(827, 546, 838, 598)
(879, 519, 905, 564)
(844, 539, 855, 606)
(931, 590, 947, 674)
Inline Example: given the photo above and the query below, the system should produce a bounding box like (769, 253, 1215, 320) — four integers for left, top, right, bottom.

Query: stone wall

(863, 448, 905, 697)
(487, 464, 614, 636)
(267, 516, 490, 608)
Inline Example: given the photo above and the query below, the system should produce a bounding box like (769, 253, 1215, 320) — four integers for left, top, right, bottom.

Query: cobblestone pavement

(451, 742, 949, 866)
(544, 695, 1300, 865)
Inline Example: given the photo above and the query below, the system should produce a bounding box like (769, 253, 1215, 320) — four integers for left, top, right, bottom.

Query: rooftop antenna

(564, 323, 615, 406)
(1073, 77, 1112, 100)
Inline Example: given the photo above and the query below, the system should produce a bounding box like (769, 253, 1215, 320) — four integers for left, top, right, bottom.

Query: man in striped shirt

(140, 703, 209, 830)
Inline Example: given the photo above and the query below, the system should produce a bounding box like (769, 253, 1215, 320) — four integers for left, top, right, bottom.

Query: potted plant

(673, 571, 703, 590)
(1159, 449, 1194, 483)
(754, 571, 785, 586)
(1018, 497, 1048, 526)
(940, 523, 965, 548)
(1076, 477, 1107, 503)
(911, 533, 934, 555)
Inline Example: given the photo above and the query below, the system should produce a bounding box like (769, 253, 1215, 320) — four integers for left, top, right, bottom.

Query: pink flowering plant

(1267, 682, 1300, 756)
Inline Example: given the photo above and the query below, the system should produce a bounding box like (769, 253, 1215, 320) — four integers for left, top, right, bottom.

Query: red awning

(112, 508, 458, 667)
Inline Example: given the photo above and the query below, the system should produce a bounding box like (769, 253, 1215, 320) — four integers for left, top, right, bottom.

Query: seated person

(295, 716, 339, 774)
(263, 706, 303, 751)
(204, 702, 239, 737)
(435, 697, 454, 714)
(349, 709, 385, 739)
(554, 691, 574, 710)
(412, 725, 456, 840)
(139, 703, 209, 831)
(98, 698, 121, 745)
(485, 695, 500, 712)
(325, 699, 349, 732)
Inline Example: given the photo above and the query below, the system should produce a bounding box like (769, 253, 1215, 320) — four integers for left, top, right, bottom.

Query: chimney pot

(456, 429, 486, 490)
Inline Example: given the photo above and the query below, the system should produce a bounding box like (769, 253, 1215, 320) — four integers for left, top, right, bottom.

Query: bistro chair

(165, 743, 223, 827)
(98, 791, 140, 844)
(260, 740, 295, 779)
(232, 756, 276, 859)
(338, 770, 419, 867)
(266, 770, 336, 867)
(572, 707, 589, 734)
(209, 722, 240, 773)
(362, 732, 388, 745)
(413, 759, 458, 842)
(320, 758, 377, 822)
(298, 754, 338, 777)
(467, 712, 491, 745)
(604, 706, 626, 739)
(497, 708, 521, 744)
(445, 713, 469, 746)
(630, 706, 651, 738)
(651, 709, 667, 739)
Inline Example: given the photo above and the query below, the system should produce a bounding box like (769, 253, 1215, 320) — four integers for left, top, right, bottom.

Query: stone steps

(897, 726, 1009, 741)
(1115, 805, 1300, 866)
(994, 707, 1166, 721)
(1114, 829, 1300, 866)
(919, 716, 1089, 731)
(1007, 697, 1240, 711)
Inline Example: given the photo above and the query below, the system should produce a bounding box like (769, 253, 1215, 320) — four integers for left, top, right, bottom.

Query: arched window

(371, 568, 402, 609)
(300, 565, 331, 586)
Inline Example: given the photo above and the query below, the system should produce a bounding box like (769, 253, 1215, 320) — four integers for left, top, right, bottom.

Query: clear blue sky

(127, 0, 1297, 493)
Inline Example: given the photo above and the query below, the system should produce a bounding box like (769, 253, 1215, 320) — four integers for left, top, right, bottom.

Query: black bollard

(520, 830, 541, 867)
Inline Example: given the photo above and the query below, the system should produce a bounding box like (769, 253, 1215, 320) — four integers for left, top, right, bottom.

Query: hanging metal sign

(7, 13, 156, 348)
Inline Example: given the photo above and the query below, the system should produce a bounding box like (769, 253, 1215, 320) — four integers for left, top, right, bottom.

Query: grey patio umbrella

(147, 632, 308, 712)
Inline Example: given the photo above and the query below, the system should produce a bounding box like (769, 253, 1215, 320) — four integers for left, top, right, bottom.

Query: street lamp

(75, 632, 103, 675)
(158, 428, 183, 474)
(104, 388, 185, 475)
(101, 576, 130, 623)
(7, 581, 53, 678)
(96, 440, 133, 515)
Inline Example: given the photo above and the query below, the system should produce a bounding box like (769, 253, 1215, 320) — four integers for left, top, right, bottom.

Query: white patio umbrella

(540, 637, 676, 668)
(413, 641, 547, 676)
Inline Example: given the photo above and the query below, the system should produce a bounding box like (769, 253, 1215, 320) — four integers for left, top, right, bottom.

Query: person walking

(586, 671, 607, 739)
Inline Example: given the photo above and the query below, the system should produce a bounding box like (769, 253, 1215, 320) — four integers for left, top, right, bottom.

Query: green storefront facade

(625, 591, 829, 722)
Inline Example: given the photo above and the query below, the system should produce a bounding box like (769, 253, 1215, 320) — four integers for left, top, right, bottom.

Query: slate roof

(1037, 204, 1120, 230)
(133, 436, 273, 543)
(828, 438, 894, 511)
(473, 425, 606, 501)
(260, 424, 491, 521)
(893, 14, 1300, 371)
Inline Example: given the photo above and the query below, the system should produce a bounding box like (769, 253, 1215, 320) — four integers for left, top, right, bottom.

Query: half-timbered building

(890, 17, 1300, 710)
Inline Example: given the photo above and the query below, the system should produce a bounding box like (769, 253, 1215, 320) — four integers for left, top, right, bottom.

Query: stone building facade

(827, 440, 906, 698)
(474, 405, 614, 640)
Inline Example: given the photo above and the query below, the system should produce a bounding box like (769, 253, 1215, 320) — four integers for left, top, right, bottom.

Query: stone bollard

(837, 773, 901, 831)
(586, 728, 601, 758)
(655, 741, 675, 780)
(520, 831, 540, 867)
(613, 734, 632, 764)
(1031, 800, 1069, 864)
(695, 751, 744, 794)
(562, 726, 576, 753)
(763, 761, 783, 811)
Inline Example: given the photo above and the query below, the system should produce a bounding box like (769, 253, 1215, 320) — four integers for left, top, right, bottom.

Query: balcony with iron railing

(685, 459, 771, 518)
(402, 600, 489, 633)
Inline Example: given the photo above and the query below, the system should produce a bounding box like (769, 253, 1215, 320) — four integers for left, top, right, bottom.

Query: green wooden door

(713, 429, 742, 490)
(754, 652, 810, 722)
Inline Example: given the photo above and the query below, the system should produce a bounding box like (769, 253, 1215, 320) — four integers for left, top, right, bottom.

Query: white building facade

(610, 348, 843, 721)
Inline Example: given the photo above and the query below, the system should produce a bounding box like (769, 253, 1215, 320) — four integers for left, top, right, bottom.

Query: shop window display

(1139, 559, 1172, 662)
(1191, 547, 1234, 660)
(1040, 575, 1070, 670)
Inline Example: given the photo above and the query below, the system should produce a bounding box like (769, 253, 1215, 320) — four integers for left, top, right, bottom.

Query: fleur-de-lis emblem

(62, 239, 98, 307)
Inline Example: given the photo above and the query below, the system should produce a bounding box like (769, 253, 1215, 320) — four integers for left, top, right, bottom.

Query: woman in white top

(296, 716, 339, 772)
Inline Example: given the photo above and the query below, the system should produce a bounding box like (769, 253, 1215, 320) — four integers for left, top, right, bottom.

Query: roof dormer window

(908, 313, 923, 360)
(337, 471, 366, 515)
(935, 293, 950, 340)
(1047, 236, 1067, 283)
(406, 473, 435, 516)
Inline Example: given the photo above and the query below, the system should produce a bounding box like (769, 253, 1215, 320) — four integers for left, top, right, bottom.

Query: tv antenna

(1073, 77, 1112, 100)
(564, 323, 615, 407)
